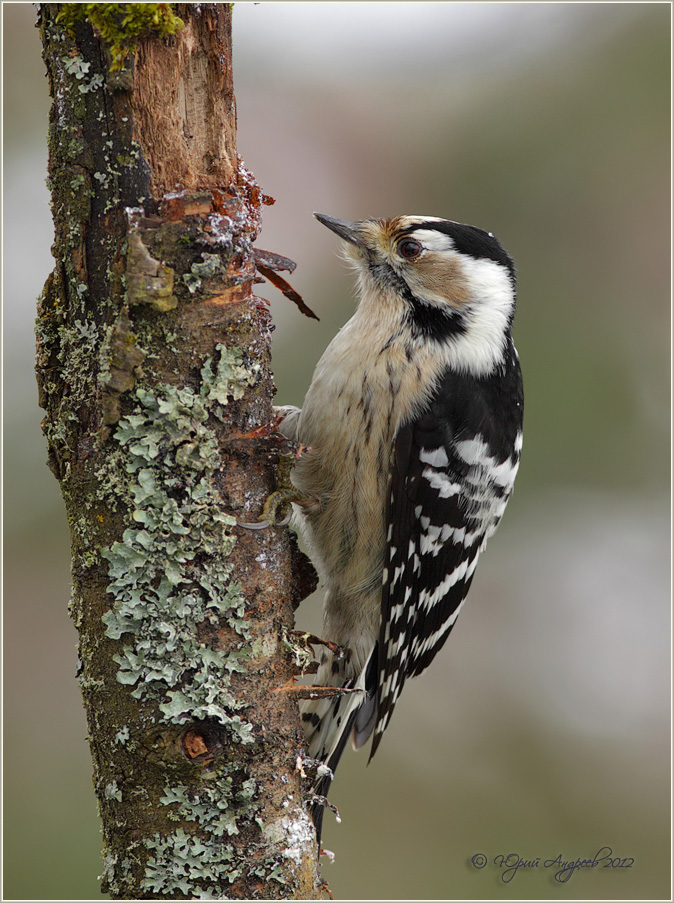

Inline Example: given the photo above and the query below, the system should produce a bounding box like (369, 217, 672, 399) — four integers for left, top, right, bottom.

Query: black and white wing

(370, 356, 523, 757)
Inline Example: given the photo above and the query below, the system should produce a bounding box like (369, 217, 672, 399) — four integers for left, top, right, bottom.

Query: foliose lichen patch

(101, 351, 259, 732)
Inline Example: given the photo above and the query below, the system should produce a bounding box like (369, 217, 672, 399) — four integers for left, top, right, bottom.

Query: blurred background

(3, 2, 670, 900)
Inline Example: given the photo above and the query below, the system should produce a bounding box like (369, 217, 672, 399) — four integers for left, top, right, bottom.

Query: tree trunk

(37, 5, 321, 898)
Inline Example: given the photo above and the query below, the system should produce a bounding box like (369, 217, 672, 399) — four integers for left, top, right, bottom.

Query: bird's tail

(300, 647, 378, 845)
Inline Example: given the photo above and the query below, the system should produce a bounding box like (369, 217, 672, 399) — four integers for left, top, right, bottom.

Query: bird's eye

(397, 238, 422, 259)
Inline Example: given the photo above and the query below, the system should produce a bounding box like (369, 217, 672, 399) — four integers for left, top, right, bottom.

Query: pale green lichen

(105, 780, 123, 802)
(201, 343, 261, 409)
(99, 342, 266, 891)
(62, 54, 91, 79)
(101, 378, 254, 728)
(142, 828, 237, 896)
(140, 752, 260, 894)
(143, 782, 294, 896)
(94, 170, 112, 189)
(161, 777, 257, 837)
(191, 252, 227, 281)
(114, 725, 130, 745)
(78, 72, 105, 94)
(59, 49, 103, 96)
(183, 272, 202, 294)
(183, 251, 233, 295)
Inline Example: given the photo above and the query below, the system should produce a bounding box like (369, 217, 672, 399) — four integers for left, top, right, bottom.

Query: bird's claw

(296, 755, 334, 781)
(308, 794, 341, 824)
(238, 450, 301, 529)
(293, 631, 346, 660)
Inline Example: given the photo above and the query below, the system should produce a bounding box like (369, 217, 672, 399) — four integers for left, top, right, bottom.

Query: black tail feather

(310, 707, 358, 847)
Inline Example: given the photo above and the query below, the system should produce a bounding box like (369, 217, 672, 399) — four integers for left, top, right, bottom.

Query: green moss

(57, 3, 184, 71)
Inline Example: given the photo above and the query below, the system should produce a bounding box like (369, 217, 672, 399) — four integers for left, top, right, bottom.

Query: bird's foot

(291, 631, 346, 659)
(281, 628, 347, 676)
(309, 794, 341, 824)
(238, 450, 301, 529)
(295, 755, 334, 781)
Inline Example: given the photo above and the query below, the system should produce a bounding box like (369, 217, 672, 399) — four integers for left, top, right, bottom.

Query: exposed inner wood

(132, 11, 237, 195)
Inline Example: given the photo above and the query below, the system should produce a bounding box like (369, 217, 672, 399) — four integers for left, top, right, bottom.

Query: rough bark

(37, 5, 321, 898)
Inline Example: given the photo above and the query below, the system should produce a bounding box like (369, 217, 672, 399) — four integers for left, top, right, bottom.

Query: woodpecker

(279, 213, 523, 841)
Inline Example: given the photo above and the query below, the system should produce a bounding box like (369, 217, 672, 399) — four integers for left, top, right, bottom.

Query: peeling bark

(37, 5, 321, 899)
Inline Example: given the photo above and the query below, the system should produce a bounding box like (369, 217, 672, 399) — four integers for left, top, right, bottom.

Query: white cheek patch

(434, 256, 514, 376)
(460, 255, 513, 306)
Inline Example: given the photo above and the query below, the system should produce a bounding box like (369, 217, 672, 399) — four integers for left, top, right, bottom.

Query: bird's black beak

(314, 213, 362, 247)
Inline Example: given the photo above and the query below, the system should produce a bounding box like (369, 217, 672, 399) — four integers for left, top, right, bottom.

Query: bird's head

(314, 213, 517, 375)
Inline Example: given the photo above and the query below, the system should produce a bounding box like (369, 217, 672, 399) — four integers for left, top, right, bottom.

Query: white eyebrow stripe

(407, 229, 455, 253)
(400, 215, 447, 225)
